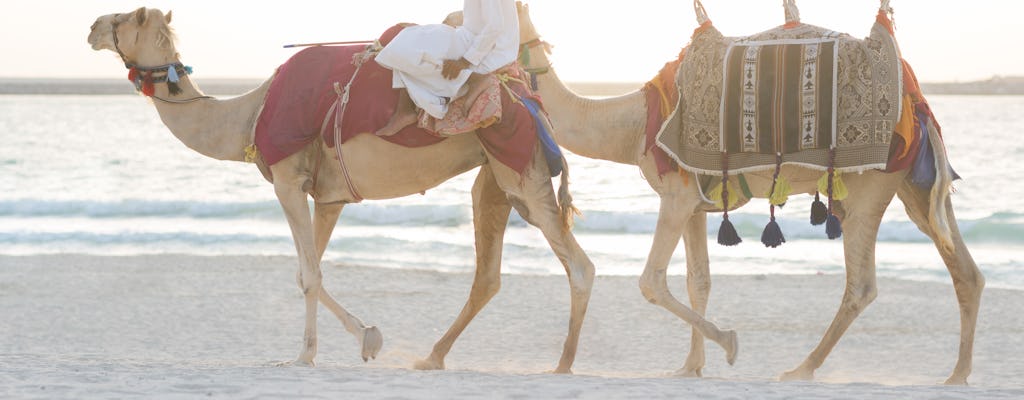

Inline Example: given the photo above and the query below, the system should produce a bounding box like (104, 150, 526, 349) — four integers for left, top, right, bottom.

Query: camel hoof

(360, 326, 383, 362)
(549, 367, 573, 374)
(674, 366, 702, 378)
(723, 330, 739, 366)
(779, 368, 814, 382)
(944, 375, 968, 385)
(413, 357, 444, 370)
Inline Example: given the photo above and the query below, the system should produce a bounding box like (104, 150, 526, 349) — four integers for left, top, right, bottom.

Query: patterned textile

(417, 74, 503, 136)
(253, 24, 543, 175)
(656, 21, 903, 175)
(644, 51, 684, 177)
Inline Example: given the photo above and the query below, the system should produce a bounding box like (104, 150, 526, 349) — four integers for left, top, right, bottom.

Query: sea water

(1, 94, 1022, 289)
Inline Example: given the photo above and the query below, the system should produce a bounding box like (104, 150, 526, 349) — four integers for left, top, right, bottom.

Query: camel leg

(311, 202, 383, 362)
(639, 195, 737, 374)
(493, 155, 595, 374)
(780, 174, 899, 381)
(414, 164, 512, 370)
(897, 180, 983, 385)
(681, 211, 715, 376)
(273, 174, 323, 366)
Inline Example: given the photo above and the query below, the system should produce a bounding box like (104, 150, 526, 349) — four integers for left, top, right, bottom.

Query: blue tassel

(167, 65, 180, 83)
(810, 192, 827, 225)
(184, 65, 194, 75)
(717, 217, 742, 246)
(825, 214, 842, 239)
(760, 218, 785, 248)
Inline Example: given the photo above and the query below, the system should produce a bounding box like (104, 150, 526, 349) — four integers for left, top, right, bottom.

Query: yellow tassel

(244, 144, 259, 163)
(767, 175, 792, 206)
(708, 180, 744, 209)
(817, 171, 849, 201)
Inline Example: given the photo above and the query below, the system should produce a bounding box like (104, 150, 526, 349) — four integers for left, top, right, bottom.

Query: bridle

(518, 37, 551, 91)
(110, 15, 210, 104)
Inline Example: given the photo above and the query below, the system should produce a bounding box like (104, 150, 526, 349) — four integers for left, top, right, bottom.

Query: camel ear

(134, 7, 148, 26)
(165, 10, 173, 24)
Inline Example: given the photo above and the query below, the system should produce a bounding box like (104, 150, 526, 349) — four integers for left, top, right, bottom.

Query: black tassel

(718, 216, 742, 246)
(810, 192, 828, 225)
(761, 205, 785, 248)
(167, 81, 182, 96)
(825, 214, 842, 239)
(760, 219, 785, 248)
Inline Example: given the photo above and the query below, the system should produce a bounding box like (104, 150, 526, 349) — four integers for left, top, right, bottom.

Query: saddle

(656, 8, 903, 176)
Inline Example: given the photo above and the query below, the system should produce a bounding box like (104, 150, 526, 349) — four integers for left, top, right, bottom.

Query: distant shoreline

(2, 77, 1022, 96)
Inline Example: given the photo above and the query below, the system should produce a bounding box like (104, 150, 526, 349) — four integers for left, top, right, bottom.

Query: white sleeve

(461, 0, 508, 66)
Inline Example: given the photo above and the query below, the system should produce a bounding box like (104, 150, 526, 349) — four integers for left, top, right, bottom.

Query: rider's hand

(442, 58, 471, 80)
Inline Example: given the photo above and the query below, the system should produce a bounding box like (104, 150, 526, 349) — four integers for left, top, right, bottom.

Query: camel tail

(926, 118, 955, 253)
(557, 156, 581, 232)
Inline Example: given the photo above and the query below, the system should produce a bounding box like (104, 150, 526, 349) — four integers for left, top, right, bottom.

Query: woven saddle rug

(656, 20, 903, 175)
(254, 24, 547, 176)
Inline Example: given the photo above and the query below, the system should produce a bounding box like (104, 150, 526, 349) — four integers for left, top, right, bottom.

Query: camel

(515, 1, 982, 384)
(87, 7, 597, 373)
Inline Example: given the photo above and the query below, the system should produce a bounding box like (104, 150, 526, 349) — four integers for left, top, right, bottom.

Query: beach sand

(1, 254, 1021, 399)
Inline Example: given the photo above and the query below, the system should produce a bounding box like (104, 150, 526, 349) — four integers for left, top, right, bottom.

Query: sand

(1, 254, 1021, 399)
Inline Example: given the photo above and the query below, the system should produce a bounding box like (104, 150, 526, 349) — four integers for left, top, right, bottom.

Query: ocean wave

(3, 198, 1022, 244)
(569, 209, 1024, 244)
(0, 199, 471, 227)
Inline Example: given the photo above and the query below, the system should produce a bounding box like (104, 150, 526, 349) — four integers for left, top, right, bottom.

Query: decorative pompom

(707, 182, 725, 209)
(167, 65, 180, 83)
(141, 73, 155, 97)
(127, 67, 139, 83)
(767, 175, 792, 206)
(825, 214, 842, 239)
(717, 216, 742, 246)
(760, 218, 786, 248)
(810, 193, 828, 225)
(707, 181, 743, 210)
(817, 171, 849, 201)
(167, 81, 182, 96)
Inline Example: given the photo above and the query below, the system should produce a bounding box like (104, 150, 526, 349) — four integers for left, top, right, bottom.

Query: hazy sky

(3, 1, 1020, 83)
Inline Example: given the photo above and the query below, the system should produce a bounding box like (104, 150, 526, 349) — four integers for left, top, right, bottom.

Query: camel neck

(149, 76, 269, 162)
(528, 61, 647, 166)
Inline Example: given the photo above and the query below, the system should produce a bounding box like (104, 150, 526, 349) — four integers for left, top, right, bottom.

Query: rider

(374, 0, 519, 136)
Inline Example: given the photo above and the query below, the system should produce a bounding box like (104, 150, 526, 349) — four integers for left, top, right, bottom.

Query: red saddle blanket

(254, 25, 538, 175)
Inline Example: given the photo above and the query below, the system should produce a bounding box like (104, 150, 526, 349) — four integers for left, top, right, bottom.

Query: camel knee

(568, 261, 595, 295)
(842, 283, 877, 314)
(686, 273, 711, 297)
(298, 268, 323, 295)
(639, 272, 670, 305)
(472, 275, 502, 304)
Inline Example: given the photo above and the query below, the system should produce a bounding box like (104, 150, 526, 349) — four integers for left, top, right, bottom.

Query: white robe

(374, 0, 519, 119)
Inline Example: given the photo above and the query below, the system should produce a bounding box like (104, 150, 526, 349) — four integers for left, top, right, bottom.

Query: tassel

(816, 172, 848, 201)
(141, 72, 155, 97)
(718, 216, 742, 246)
(823, 148, 843, 240)
(826, 214, 842, 239)
(127, 67, 139, 83)
(768, 175, 791, 206)
(244, 144, 260, 163)
(167, 65, 180, 82)
(167, 81, 182, 96)
(184, 65, 194, 75)
(717, 151, 742, 246)
(760, 206, 785, 248)
(810, 192, 828, 225)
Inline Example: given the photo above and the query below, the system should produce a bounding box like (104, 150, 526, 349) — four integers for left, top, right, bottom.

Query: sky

(2, 0, 1021, 83)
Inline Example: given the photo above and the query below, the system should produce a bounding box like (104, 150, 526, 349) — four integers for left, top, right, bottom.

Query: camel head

(88, 7, 179, 68)
(515, 1, 541, 45)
